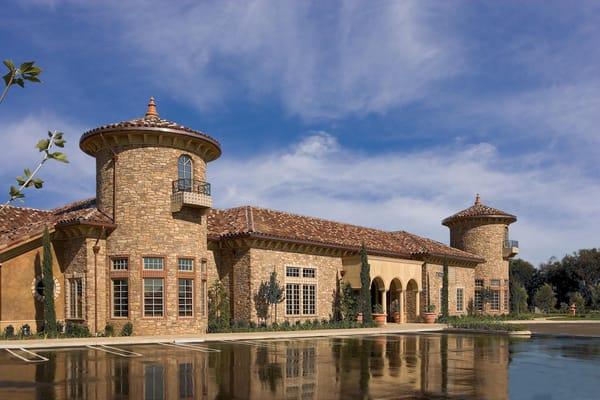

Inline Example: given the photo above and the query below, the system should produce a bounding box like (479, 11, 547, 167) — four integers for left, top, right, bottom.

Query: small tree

(208, 280, 230, 331)
(340, 282, 358, 322)
(568, 291, 586, 313)
(254, 281, 270, 324)
(510, 283, 528, 314)
(534, 283, 556, 313)
(441, 259, 449, 318)
(266, 271, 285, 323)
(359, 244, 372, 324)
(41, 227, 57, 334)
(590, 283, 600, 310)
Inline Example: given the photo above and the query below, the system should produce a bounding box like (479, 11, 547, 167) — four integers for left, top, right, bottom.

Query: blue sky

(1, 1, 599, 265)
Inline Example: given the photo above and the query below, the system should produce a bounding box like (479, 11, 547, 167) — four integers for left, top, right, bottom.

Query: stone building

(0, 99, 518, 335)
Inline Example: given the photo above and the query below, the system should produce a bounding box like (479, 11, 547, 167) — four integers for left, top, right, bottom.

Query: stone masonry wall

(422, 263, 475, 317)
(248, 248, 344, 323)
(450, 220, 510, 314)
(97, 146, 210, 335)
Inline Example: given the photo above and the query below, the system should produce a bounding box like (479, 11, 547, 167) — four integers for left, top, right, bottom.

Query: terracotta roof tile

(0, 198, 114, 250)
(208, 206, 482, 263)
(442, 195, 516, 226)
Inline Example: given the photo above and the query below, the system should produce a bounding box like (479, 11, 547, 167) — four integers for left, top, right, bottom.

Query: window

(286, 283, 300, 315)
(179, 279, 194, 317)
(504, 289, 509, 311)
(302, 268, 315, 278)
(491, 279, 501, 287)
(456, 288, 464, 312)
(200, 280, 207, 317)
(143, 257, 163, 271)
(69, 278, 83, 319)
(474, 290, 483, 311)
(113, 279, 129, 317)
(302, 284, 316, 315)
(475, 279, 484, 287)
(112, 258, 128, 271)
(286, 266, 300, 277)
(491, 290, 500, 311)
(178, 155, 193, 191)
(144, 278, 164, 317)
(178, 258, 194, 272)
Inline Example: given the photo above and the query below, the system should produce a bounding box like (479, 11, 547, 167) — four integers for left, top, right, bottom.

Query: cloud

(210, 132, 600, 265)
(81, 0, 464, 120)
(0, 113, 95, 207)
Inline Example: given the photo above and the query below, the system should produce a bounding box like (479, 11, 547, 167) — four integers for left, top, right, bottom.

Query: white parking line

(158, 342, 221, 353)
(86, 345, 142, 357)
(5, 348, 49, 363)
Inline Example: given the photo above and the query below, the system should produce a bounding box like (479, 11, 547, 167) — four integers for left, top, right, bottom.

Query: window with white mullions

(112, 258, 128, 271)
(286, 266, 300, 277)
(69, 278, 83, 319)
(144, 278, 164, 317)
(286, 283, 300, 315)
(302, 284, 316, 315)
(491, 290, 500, 311)
(178, 279, 193, 317)
(178, 258, 194, 272)
(178, 155, 193, 191)
(143, 257, 163, 271)
(456, 288, 464, 312)
(113, 279, 129, 317)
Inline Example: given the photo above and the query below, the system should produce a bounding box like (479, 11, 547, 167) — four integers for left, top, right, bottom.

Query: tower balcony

(503, 240, 519, 258)
(171, 179, 212, 212)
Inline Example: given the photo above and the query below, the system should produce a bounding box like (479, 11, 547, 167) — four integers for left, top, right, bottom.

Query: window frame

(111, 257, 129, 271)
(456, 287, 464, 312)
(178, 258, 194, 272)
(286, 283, 300, 315)
(112, 278, 129, 318)
(143, 257, 164, 271)
(143, 278, 165, 318)
(491, 290, 500, 311)
(178, 278, 194, 318)
(178, 154, 194, 191)
(68, 278, 84, 320)
(286, 266, 300, 277)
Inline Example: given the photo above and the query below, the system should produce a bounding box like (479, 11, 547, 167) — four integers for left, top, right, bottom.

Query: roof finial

(145, 96, 159, 119)
(474, 193, 481, 205)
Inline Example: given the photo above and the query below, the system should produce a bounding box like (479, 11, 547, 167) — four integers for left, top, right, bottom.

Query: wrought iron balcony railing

(172, 179, 211, 196)
(504, 240, 519, 248)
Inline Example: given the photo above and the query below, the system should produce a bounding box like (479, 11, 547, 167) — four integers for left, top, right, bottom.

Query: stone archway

(388, 278, 403, 322)
(370, 277, 385, 313)
(406, 279, 419, 322)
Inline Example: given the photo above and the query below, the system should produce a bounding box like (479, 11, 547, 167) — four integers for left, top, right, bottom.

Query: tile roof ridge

(51, 197, 96, 214)
(240, 205, 394, 234)
(0, 204, 51, 213)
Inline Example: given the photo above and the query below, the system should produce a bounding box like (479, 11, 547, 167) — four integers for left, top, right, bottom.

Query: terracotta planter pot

(356, 313, 363, 323)
(392, 312, 402, 323)
(422, 312, 437, 324)
(373, 313, 387, 326)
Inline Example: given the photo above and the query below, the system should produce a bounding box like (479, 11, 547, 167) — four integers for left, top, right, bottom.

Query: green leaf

(9, 186, 24, 199)
(2, 72, 12, 86)
(27, 66, 42, 75)
(24, 168, 31, 177)
(3, 59, 15, 71)
(32, 178, 44, 189)
(36, 139, 50, 151)
(15, 176, 26, 186)
(19, 62, 34, 72)
(24, 76, 41, 83)
(49, 152, 69, 163)
(14, 78, 24, 88)
(54, 138, 65, 147)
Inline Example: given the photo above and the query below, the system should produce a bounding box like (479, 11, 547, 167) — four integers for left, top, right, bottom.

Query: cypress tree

(359, 244, 373, 324)
(42, 227, 57, 334)
(441, 258, 449, 318)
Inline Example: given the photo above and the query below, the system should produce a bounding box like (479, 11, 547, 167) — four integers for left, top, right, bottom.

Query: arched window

(178, 155, 193, 191)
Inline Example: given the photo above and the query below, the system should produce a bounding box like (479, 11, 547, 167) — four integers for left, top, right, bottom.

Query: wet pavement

(0, 333, 598, 399)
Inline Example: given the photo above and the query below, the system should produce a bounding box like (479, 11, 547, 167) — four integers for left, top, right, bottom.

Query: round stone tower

(442, 195, 517, 315)
(80, 97, 221, 334)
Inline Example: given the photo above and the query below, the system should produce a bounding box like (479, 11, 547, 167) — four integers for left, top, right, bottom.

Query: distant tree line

(510, 248, 600, 313)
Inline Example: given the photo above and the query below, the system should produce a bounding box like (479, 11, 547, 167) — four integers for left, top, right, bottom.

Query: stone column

(415, 290, 421, 320)
(399, 290, 405, 323)
(382, 288, 387, 315)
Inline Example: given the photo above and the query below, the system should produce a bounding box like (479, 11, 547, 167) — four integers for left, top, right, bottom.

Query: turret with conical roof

(79, 98, 220, 334)
(443, 195, 518, 314)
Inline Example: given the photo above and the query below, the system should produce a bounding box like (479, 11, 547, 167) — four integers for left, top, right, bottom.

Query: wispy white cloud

(210, 132, 600, 265)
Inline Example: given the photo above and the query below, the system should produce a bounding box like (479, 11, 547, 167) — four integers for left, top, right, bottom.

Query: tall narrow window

(286, 283, 300, 315)
(456, 288, 464, 312)
(144, 278, 164, 317)
(491, 290, 500, 311)
(504, 289, 509, 311)
(302, 284, 316, 315)
(113, 279, 129, 317)
(474, 290, 483, 311)
(178, 279, 193, 317)
(178, 155, 193, 191)
(69, 278, 83, 319)
(200, 280, 207, 317)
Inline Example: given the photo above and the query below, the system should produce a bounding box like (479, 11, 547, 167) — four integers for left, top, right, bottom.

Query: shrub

(569, 292, 586, 313)
(120, 322, 133, 337)
(447, 316, 524, 332)
(534, 284, 556, 313)
(373, 304, 384, 314)
(4, 325, 15, 338)
(65, 321, 90, 337)
(20, 324, 32, 337)
(104, 324, 115, 337)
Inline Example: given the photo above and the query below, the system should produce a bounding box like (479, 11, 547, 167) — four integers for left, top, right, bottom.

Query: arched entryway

(405, 279, 419, 322)
(370, 277, 385, 313)
(387, 278, 403, 322)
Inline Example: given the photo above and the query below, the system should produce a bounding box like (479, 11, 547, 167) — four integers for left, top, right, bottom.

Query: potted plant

(422, 304, 437, 324)
(391, 301, 402, 323)
(372, 304, 386, 326)
(356, 313, 363, 323)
